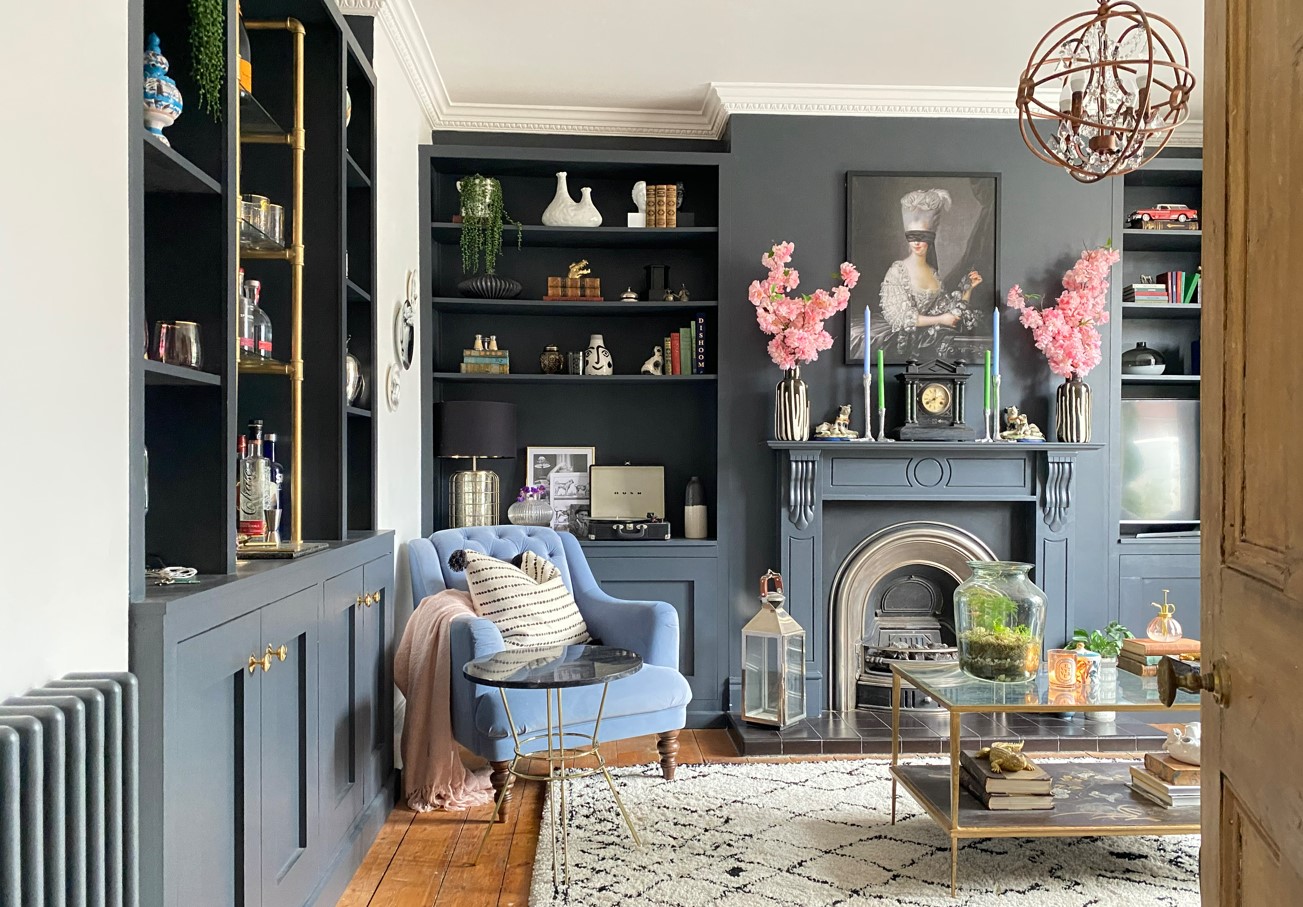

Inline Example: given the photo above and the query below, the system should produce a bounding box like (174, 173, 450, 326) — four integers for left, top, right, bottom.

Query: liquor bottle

(238, 3, 253, 96)
(238, 271, 257, 360)
(243, 278, 273, 359)
(263, 431, 287, 535)
(238, 421, 272, 538)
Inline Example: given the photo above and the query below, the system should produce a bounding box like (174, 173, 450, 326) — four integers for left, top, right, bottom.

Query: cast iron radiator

(0, 673, 139, 907)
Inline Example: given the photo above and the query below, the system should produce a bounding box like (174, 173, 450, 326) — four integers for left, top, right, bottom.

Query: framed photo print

(844, 172, 998, 365)
(525, 446, 595, 533)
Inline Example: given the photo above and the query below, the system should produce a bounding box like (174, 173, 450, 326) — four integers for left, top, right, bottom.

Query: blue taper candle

(863, 306, 871, 376)
(992, 304, 1000, 377)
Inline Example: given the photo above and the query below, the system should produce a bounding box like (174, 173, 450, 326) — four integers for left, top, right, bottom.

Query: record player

(584, 465, 671, 541)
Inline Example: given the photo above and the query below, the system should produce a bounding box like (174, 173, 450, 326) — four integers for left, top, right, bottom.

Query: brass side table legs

(474, 681, 640, 891)
(949, 709, 961, 897)
(890, 670, 901, 825)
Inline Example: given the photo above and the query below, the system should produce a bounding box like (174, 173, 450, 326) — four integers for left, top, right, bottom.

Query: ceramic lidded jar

(539, 345, 564, 375)
(954, 561, 1047, 683)
(143, 33, 183, 145)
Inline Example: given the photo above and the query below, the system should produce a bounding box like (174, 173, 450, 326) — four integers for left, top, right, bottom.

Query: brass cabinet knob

(1158, 655, 1229, 707)
(267, 643, 287, 663)
(366, 592, 378, 607)
(248, 653, 272, 674)
(356, 594, 366, 608)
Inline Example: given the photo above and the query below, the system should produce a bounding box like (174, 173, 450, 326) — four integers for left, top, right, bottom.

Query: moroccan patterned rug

(529, 759, 1199, 906)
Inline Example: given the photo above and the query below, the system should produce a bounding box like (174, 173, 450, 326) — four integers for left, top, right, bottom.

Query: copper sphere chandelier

(1016, 0, 1195, 182)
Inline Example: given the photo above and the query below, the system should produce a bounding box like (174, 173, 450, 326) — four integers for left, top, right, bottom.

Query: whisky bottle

(238, 421, 272, 538)
(263, 431, 287, 538)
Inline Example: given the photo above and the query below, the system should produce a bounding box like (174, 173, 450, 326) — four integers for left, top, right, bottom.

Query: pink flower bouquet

(1006, 245, 1120, 380)
(750, 241, 860, 370)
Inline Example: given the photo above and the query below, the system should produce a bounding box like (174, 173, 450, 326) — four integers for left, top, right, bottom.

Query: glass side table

(889, 663, 1201, 895)
(463, 644, 644, 889)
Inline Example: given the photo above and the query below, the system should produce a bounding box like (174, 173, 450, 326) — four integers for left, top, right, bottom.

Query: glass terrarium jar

(954, 561, 1047, 683)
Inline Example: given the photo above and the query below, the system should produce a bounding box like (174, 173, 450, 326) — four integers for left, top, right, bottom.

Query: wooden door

(361, 554, 394, 801)
(259, 586, 321, 907)
(319, 566, 364, 845)
(171, 612, 262, 907)
(1202, 0, 1303, 901)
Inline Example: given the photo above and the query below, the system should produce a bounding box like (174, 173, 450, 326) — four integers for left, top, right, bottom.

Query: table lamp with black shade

(438, 401, 517, 527)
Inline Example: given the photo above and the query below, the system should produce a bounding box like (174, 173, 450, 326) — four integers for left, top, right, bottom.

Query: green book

(1182, 272, 1201, 305)
(679, 327, 690, 376)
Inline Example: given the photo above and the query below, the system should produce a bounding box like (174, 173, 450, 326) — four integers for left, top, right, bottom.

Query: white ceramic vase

(583, 334, 613, 375)
(541, 171, 602, 227)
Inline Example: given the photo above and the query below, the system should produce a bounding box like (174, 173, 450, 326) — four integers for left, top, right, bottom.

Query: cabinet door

(259, 586, 321, 907)
(583, 549, 720, 723)
(318, 566, 364, 846)
(171, 611, 262, 907)
(361, 554, 395, 801)
(1118, 554, 1201, 640)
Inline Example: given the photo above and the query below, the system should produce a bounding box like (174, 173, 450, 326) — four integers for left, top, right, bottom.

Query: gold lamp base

(450, 469, 500, 527)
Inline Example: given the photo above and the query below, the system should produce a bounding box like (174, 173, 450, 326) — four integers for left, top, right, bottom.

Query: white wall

(372, 20, 433, 632)
(0, 8, 132, 699)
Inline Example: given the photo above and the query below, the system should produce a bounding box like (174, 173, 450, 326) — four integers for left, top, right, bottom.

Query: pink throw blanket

(394, 589, 494, 812)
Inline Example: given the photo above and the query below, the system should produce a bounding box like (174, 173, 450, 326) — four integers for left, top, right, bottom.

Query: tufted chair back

(408, 525, 580, 606)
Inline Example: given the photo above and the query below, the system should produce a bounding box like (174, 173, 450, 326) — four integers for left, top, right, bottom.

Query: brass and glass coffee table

(889, 663, 1200, 896)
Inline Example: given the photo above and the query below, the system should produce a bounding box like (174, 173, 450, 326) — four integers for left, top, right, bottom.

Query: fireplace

(829, 521, 995, 711)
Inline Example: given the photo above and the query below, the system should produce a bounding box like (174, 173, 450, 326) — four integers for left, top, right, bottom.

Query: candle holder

(993, 373, 1013, 442)
(855, 375, 876, 441)
(877, 407, 894, 442)
(977, 408, 995, 442)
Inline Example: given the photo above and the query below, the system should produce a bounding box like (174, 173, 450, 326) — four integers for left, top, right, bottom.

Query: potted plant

(1066, 620, 1134, 722)
(189, 0, 225, 118)
(456, 174, 523, 299)
(955, 580, 1042, 683)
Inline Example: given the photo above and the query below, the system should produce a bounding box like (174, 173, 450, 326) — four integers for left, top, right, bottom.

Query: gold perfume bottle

(1146, 589, 1184, 642)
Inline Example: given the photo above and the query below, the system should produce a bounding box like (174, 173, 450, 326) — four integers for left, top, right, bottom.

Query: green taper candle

(877, 348, 886, 409)
(983, 350, 992, 409)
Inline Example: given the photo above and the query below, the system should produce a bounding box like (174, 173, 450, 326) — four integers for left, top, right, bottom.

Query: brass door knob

(248, 653, 272, 674)
(364, 592, 377, 608)
(1158, 655, 1229, 707)
(267, 643, 288, 663)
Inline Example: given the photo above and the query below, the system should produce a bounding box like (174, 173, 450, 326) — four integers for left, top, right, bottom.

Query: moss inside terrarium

(959, 626, 1038, 682)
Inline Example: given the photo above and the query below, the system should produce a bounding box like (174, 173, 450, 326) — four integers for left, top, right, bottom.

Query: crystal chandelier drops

(1016, 0, 1195, 183)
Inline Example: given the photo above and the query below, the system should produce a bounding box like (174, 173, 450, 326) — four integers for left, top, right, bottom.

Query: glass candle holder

(1048, 648, 1077, 687)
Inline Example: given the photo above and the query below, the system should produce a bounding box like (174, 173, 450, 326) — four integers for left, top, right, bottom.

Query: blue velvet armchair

(408, 526, 691, 818)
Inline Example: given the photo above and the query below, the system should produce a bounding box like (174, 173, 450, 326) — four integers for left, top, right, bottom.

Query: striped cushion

(458, 549, 591, 648)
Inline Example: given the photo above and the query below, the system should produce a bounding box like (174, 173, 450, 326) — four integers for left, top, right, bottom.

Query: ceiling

(384, 0, 1204, 140)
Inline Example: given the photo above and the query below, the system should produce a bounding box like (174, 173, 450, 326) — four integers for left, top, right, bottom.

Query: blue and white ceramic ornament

(143, 33, 183, 145)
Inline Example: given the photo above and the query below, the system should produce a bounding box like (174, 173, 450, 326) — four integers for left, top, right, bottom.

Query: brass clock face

(920, 382, 952, 414)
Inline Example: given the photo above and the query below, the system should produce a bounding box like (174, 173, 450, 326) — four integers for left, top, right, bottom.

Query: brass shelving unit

(236, 18, 322, 557)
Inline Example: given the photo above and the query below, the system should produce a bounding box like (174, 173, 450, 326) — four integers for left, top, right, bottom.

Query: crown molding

(361, 9, 1204, 151)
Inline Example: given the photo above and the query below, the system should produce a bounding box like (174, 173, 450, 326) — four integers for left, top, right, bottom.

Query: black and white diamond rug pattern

(530, 759, 1199, 906)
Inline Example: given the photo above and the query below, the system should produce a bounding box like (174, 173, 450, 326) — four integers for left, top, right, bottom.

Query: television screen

(1120, 398, 1200, 523)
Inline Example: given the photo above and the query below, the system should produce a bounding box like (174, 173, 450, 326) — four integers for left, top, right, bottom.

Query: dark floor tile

(817, 719, 863, 741)
(858, 737, 895, 755)
(781, 738, 824, 755)
(821, 737, 865, 755)
(778, 720, 825, 741)
(1094, 735, 1140, 752)
(900, 737, 945, 754)
(842, 710, 890, 730)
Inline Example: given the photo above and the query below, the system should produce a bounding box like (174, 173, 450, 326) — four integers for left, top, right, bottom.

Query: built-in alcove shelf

(142, 359, 223, 386)
(346, 279, 371, 302)
(1121, 303, 1201, 319)
(435, 372, 715, 385)
(430, 222, 718, 249)
(143, 133, 221, 194)
(431, 296, 717, 316)
(1120, 374, 1200, 384)
(1121, 228, 1202, 251)
(346, 152, 371, 188)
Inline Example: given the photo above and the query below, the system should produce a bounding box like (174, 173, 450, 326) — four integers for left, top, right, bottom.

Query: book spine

(1144, 754, 1201, 786)
(669, 332, 681, 375)
(664, 336, 673, 376)
(688, 322, 696, 374)
(679, 327, 690, 376)
(695, 312, 707, 375)
(667, 185, 677, 228)
(660, 184, 670, 228)
(650, 185, 661, 228)
(1118, 659, 1158, 677)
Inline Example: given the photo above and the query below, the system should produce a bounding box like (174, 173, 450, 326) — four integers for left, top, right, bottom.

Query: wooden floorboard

(338, 729, 1153, 905)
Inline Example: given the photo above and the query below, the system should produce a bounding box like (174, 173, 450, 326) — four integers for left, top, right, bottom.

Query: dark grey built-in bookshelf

(419, 146, 725, 541)
(129, 0, 378, 600)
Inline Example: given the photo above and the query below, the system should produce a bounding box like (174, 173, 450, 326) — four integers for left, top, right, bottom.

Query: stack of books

(1118, 637, 1200, 676)
(1160, 270, 1202, 305)
(461, 347, 510, 374)
(959, 750, 1054, 811)
(1130, 752, 1200, 808)
(645, 184, 678, 228)
(1123, 283, 1170, 304)
(662, 313, 708, 376)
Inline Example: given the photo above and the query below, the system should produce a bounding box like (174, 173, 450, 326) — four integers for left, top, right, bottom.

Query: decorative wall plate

(386, 363, 402, 411)
(395, 299, 415, 370)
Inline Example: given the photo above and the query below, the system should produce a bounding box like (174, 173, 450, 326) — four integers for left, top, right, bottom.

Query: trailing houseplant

(1006, 243, 1119, 442)
(189, 0, 226, 118)
(458, 174, 522, 269)
(749, 242, 859, 440)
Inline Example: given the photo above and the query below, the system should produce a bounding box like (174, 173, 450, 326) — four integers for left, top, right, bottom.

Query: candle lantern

(741, 570, 807, 728)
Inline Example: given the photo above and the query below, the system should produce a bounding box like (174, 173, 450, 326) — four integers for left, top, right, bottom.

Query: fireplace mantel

(766, 440, 1104, 710)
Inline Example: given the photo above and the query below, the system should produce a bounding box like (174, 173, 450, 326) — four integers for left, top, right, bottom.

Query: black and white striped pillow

(452, 549, 591, 648)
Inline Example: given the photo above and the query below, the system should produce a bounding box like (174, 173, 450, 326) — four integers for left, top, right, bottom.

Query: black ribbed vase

(457, 274, 523, 299)
(1055, 376, 1092, 442)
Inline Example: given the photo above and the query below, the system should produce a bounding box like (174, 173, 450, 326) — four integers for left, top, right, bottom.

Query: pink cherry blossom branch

(751, 241, 860, 370)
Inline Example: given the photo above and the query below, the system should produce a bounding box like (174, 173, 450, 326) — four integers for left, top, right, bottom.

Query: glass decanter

(1146, 589, 1183, 642)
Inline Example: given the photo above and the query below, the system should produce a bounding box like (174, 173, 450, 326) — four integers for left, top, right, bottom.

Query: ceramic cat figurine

(640, 345, 663, 375)
(583, 334, 613, 375)
(1164, 722, 1201, 765)
(542, 172, 602, 227)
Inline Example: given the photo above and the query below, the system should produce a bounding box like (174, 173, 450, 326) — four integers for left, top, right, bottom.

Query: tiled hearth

(727, 711, 1168, 756)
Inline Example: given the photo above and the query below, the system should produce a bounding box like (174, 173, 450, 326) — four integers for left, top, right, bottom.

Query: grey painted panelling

(719, 115, 1116, 698)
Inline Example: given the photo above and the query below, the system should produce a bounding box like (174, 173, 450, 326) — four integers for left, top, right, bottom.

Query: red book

(669, 332, 681, 375)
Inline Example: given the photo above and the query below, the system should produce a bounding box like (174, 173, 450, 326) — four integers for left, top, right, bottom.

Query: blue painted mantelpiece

(766, 440, 1103, 710)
